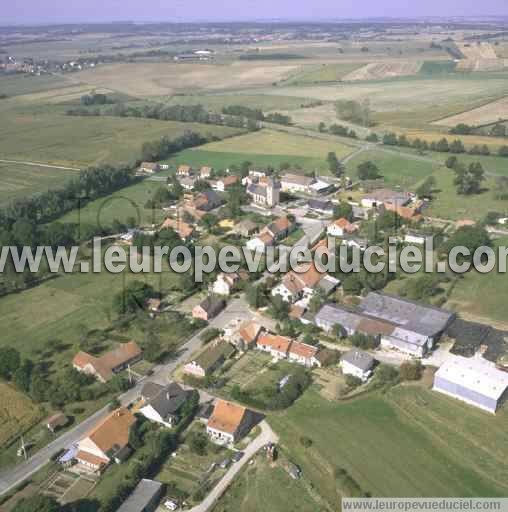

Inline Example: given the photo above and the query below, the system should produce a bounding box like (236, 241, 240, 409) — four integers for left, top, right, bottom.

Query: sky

(3, 0, 508, 25)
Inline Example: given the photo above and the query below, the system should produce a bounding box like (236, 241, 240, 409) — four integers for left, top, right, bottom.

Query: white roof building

(433, 356, 508, 414)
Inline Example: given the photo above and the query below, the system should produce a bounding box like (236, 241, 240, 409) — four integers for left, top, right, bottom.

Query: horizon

(3, 0, 508, 26)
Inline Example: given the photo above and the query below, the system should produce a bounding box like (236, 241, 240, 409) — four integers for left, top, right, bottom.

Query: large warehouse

(433, 356, 508, 414)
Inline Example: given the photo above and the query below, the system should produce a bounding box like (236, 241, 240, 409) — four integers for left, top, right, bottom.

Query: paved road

(186, 421, 278, 512)
(0, 159, 81, 171)
(0, 295, 252, 497)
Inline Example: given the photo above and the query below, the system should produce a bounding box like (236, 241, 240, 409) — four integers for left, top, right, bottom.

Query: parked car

(164, 499, 178, 511)
(219, 458, 231, 469)
(232, 451, 244, 463)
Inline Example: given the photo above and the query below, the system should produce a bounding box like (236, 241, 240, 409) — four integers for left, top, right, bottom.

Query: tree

(327, 152, 344, 177)
(113, 281, 154, 315)
(400, 360, 423, 381)
(445, 156, 458, 169)
(199, 213, 218, 232)
(375, 364, 400, 386)
(382, 132, 398, 146)
(350, 333, 378, 350)
(333, 201, 353, 221)
(342, 274, 363, 295)
(357, 161, 381, 180)
(13, 360, 33, 393)
(188, 431, 208, 456)
(12, 496, 60, 512)
(441, 225, 490, 258)
(332, 323, 346, 339)
(450, 123, 472, 135)
(366, 132, 379, 143)
(435, 138, 450, 152)
(449, 139, 465, 154)
(415, 176, 436, 199)
(318, 122, 327, 133)
(0, 347, 21, 380)
(453, 162, 485, 195)
(246, 284, 266, 309)
(498, 145, 508, 157)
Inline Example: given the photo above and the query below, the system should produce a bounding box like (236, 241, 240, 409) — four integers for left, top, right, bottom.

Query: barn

(433, 356, 508, 414)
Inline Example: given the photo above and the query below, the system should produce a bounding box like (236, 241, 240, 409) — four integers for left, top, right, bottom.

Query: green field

(268, 387, 508, 503)
(345, 149, 438, 188)
(445, 237, 508, 327)
(0, 74, 73, 97)
(213, 457, 322, 512)
(426, 169, 507, 221)
(159, 93, 316, 112)
(164, 148, 323, 173)
(58, 179, 166, 227)
(0, 161, 80, 206)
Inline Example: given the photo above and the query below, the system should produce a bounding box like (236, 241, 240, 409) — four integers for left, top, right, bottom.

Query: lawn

(283, 63, 366, 84)
(445, 237, 508, 328)
(58, 179, 167, 227)
(199, 129, 354, 171)
(0, 161, 80, 206)
(268, 386, 508, 504)
(0, 110, 242, 168)
(212, 456, 322, 512)
(426, 169, 507, 221)
(345, 149, 438, 188)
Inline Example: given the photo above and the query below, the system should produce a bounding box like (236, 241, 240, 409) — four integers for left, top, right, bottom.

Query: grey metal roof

(359, 292, 454, 337)
(314, 304, 364, 332)
(308, 199, 333, 212)
(117, 479, 163, 512)
(247, 184, 268, 197)
(341, 349, 375, 372)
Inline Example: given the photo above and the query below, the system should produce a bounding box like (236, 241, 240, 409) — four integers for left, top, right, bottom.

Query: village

(2, 156, 506, 512)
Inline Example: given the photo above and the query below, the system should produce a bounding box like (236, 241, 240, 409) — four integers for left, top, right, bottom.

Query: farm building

(314, 293, 455, 357)
(117, 479, 163, 512)
(433, 356, 508, 414)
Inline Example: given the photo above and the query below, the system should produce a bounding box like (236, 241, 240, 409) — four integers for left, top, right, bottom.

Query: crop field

(268, 387, 508, 503)
(433, 96, 508, 127)
(0, 111, 242, 168)
(212, 457, 321, 512)
(345, 149, 438, 188)
(3, 85, 114, 106)
(199, 129, 354, 161)
(0, 383, 43, 448)
(252, 75, 508, 129)
(282, 62, 365, 84)
(343, 61, 423, 81)
(457, 42, 499, 60)
(0, 161, 80, 206)
(74, 61, 300, 97)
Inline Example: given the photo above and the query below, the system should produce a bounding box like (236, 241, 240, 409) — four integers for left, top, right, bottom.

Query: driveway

(186, 421, 278, 512)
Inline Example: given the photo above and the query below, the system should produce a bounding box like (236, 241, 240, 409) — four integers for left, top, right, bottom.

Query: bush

(345, 375, 363, 389)
(200, 328, 223, 345)
(399, 360, 423, 381)
(300, 436, 313, 447)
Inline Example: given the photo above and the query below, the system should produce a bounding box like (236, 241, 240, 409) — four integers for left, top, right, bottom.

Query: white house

(340, 349, 375, 382)
(139, 383, 191, 428)
(280, 173, 315, 194)
(287, 341, 319, 368)
(327, 218, 358, 237)
(212, 272, 240, 296)
(206, 400, 253, 445)
(246, 232, 274, 252)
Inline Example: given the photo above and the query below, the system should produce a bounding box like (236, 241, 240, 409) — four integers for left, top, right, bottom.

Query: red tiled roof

(289, 341, 318, 359)
(207, 400, 247, 435)
(257, 334, 292, 354)
(76, 450, 109, 468)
